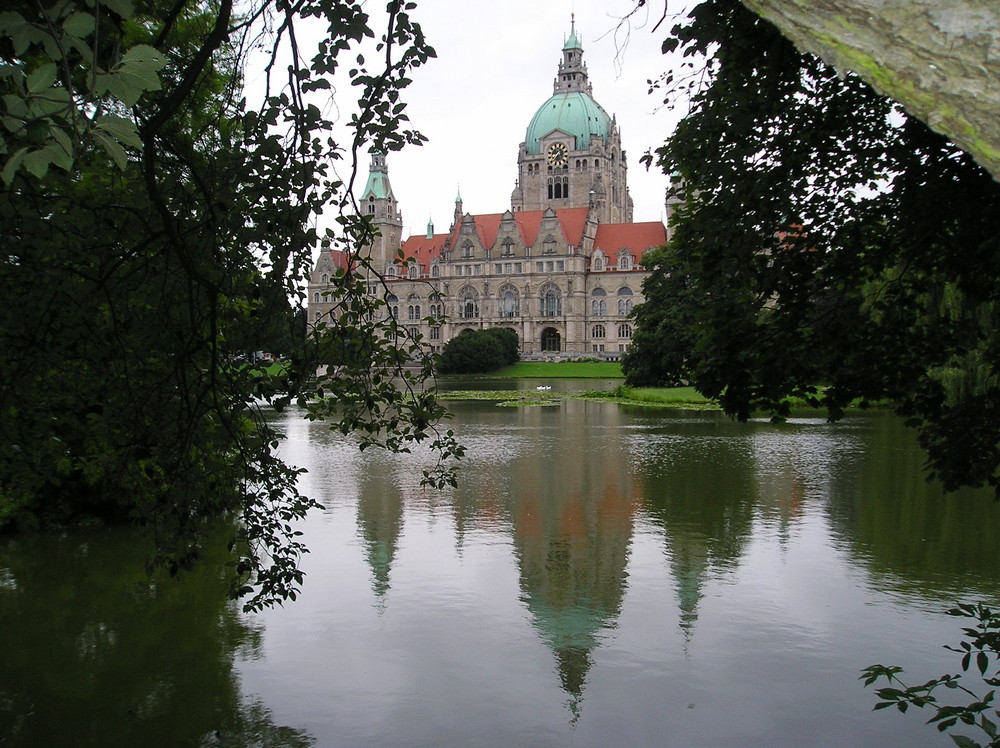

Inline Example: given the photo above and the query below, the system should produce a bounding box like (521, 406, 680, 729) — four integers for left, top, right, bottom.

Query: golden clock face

(546, 142, 568, 167)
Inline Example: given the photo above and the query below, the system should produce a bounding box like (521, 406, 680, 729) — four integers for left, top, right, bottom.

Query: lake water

(3, 385, 1000, 746)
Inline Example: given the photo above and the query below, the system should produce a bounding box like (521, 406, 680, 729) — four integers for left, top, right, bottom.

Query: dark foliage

(0, 0, 459, 611)
(439, 328, 518, 374)
(627, 0, 1000, 493)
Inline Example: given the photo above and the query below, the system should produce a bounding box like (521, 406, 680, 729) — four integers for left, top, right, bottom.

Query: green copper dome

(524, 91, 611, 155)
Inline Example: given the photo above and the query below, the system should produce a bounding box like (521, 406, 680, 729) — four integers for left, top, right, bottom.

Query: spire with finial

(555, 14, 588, 95)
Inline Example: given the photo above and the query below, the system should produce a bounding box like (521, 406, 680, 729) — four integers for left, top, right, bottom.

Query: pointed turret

(555, 13, 590, 95)
(359, 151, 403, 274)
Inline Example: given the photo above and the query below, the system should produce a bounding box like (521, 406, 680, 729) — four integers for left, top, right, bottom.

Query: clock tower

(512, 16, 632, 224)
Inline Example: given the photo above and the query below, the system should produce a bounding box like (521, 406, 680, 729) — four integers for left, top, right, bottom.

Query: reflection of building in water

(637, 424, 758, 642)
(506, 402, 642, 710)
(355, 460, 406, 606)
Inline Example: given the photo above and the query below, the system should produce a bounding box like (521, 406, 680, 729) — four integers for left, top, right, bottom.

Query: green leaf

(26, 64, 57, 94)
(92, 130, 127, 170)
(62, 11, 95, 39)
(96, 44, 166, 107)
(1, 147, 27, 185)
(22, 141, 73, 177)
(949, 735, 979, 748)
(981, 714, 997, 738)
(94, 114, 142, 149)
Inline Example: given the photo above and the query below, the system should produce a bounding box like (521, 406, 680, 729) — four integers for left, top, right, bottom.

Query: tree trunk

(740, 0, 1000, 180)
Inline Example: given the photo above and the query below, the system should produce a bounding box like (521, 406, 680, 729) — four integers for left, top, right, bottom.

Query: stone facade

(308, 19, 671, 360)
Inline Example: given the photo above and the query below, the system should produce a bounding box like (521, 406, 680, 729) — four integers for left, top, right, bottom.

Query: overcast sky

(349, 0, 690, 237)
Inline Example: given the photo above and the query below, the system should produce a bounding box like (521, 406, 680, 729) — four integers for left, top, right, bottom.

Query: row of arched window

(547, 177, 569, 200)
(591, 249, 634, 272)
(591, 324, 632, 339)
(590, 286, 633, 316)
(381, 287, 635, 320)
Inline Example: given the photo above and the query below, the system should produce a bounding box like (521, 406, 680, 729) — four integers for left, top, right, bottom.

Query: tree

(620, 245, 700, 387)
(626, 0, 1000, 494)
(438, 329, 510, 374)
(737, 0, 1000, 182)
(484, 327, 520, 366)
(0, 0, 459, 612)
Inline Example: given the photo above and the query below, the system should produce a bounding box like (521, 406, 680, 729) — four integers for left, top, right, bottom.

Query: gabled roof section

(396, 210, 664, 270)
(593, 222, 667, 258)
(317, 248, 354, 274)
(453, 206, 591, 250)
(400, 232, 449, 269)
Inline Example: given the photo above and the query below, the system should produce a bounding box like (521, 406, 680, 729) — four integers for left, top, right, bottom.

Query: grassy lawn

(490, 361, 625, 378)
(615, 385, 711, 404)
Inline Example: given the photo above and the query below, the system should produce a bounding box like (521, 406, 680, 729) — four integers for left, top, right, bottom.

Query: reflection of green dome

(525, 92, 611, 155)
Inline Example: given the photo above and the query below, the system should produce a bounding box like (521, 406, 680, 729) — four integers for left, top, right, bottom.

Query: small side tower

(360, 152, 403, 274)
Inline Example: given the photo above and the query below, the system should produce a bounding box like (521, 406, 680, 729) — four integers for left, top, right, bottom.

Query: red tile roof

(594, 222, 667, 256)
(396, 209, 665, 274)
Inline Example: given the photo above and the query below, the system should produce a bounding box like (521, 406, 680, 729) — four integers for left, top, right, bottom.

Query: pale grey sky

(365, 0, 688, 235)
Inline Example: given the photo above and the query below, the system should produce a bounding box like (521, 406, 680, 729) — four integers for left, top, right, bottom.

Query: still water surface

(3, 384, 1000, 746)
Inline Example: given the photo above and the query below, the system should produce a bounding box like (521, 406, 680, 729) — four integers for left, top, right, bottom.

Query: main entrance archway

(541, 327, 561, 352)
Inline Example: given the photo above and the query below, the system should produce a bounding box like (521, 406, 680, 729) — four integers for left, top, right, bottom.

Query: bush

(438, 329, 511, 374)
(483, 327, 520, 365)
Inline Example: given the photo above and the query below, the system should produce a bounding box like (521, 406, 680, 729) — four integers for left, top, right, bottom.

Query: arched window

(386, 294, 399, 320)
(407, 294, 420, 321)
(618, 250, 633, 271)
(321, 273, 328, 284)
(591, 287, 607, 317)
(542, 235, 557, 255)
(540, 285, 561, 317)
(591, 251, 606, 272)
(313, 292, 320, 303)
(460, 288, 479, 319)
(498, 285, 519, 318)
(617, 286, 634, 316)
(501, 238, 515, 257)
(408, 263, 418, 279)
(462, 241, 474, 259)
(592, 324, 606, 339)
(386, 264, 397, 278)
(431, 263, 440, 278)
(367, 196, 375, 214)
(618, 323, 632, 338)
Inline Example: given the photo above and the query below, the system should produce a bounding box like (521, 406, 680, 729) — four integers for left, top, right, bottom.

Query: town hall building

(308, 18, 672, 359)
